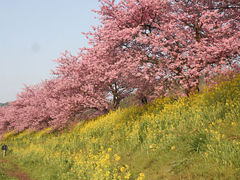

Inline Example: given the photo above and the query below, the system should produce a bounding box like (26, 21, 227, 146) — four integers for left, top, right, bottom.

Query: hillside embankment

(0, 75, 240, 179)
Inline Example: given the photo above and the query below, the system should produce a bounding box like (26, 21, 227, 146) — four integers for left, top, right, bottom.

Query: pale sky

(0, 0, 100, 103)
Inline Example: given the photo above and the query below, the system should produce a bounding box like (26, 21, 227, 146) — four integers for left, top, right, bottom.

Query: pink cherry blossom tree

(0, 0, 239, 132)
(88, 0, 240, 96)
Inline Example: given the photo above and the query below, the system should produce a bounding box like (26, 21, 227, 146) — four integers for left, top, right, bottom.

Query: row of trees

(0, 0, 239, 132)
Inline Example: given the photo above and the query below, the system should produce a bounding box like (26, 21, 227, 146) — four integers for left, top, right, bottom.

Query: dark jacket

(2, 145, 7, 150)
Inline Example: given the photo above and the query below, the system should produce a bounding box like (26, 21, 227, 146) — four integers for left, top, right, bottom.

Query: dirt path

(0, 158, 34, 180)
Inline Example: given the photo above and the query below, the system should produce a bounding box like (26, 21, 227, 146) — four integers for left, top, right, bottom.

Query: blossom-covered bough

(0, 0, 239, 132)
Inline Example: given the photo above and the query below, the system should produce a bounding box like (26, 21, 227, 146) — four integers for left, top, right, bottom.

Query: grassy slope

(0, 159, 17, 180)
(1, 76, 240, 180)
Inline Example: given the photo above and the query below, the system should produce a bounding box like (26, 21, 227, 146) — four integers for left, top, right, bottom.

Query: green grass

(1, 75, 240, 179)
(0, 159, 17, 180)
(0, 168, 11, 180)
(0, 172, 16, 180)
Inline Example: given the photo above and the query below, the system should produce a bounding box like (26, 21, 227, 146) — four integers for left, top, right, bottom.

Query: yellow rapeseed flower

(105, 153, 110, 160)
(106, 171, 110, 177)
(124, 172, 131, 179)
(114, 154, 121, 161)
(171, 146, 176, 150)
(137, 173, 145, 180)
(120, 166, 125, 172)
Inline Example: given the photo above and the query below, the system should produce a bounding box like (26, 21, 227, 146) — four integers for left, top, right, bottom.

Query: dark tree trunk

(141, 96, 148, 104)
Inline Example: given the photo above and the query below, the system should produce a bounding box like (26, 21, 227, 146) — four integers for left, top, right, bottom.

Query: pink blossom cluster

(0, 0, 239, 132)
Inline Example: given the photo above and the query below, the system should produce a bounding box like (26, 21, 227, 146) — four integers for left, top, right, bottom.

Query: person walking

(2, 144, 8, 157)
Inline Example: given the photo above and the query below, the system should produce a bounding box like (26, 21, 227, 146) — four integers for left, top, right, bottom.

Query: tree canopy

(0, 0, 239, 132)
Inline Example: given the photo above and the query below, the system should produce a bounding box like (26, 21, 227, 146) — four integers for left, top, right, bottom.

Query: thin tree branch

(204, 6, 240, 10)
